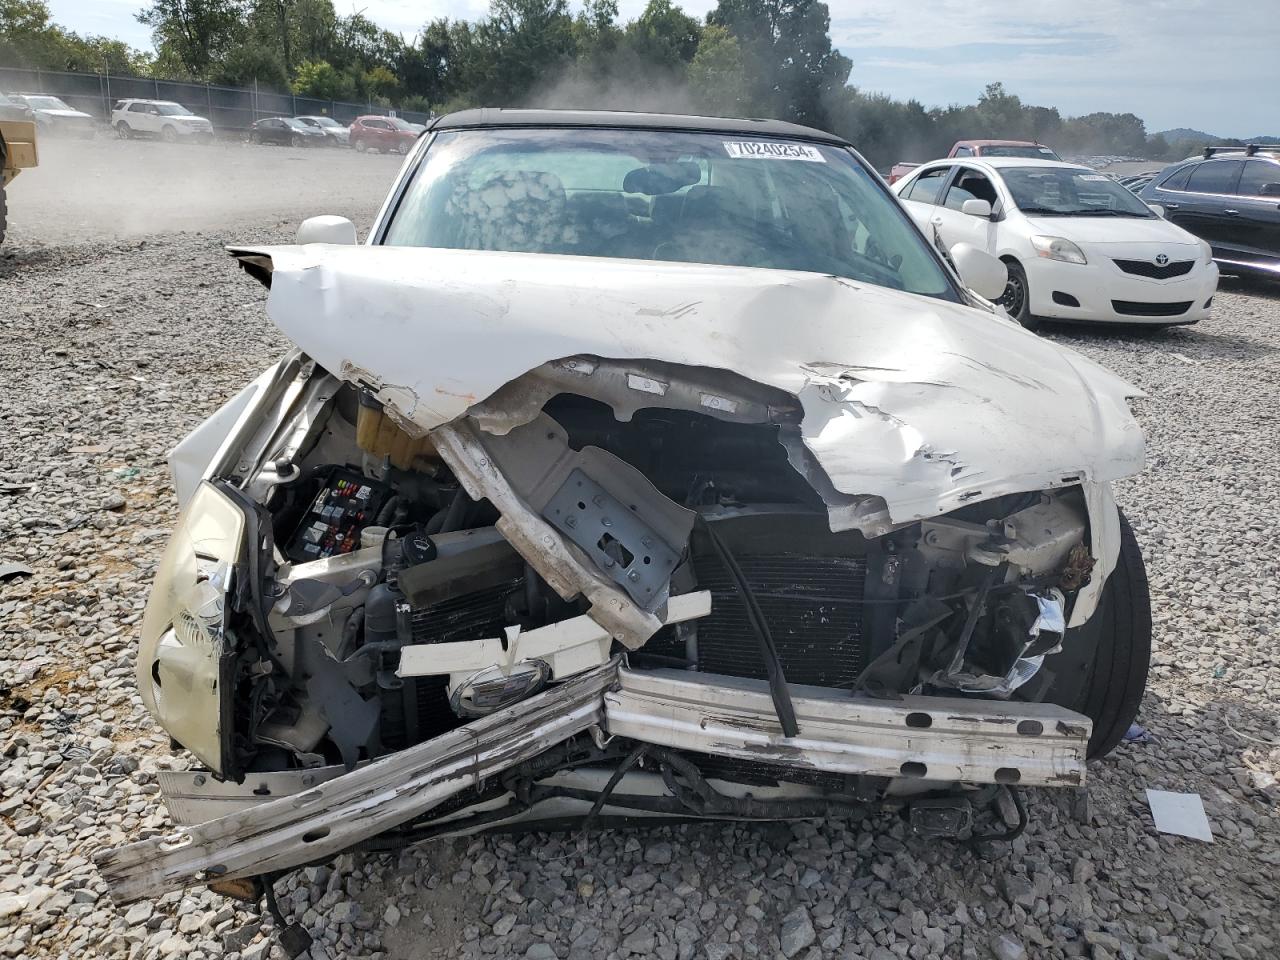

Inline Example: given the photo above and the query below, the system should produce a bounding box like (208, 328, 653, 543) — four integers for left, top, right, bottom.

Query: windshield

(308, 117, 341, 128)
(23, 96, 71, 111)
(388, 118, 416, 131)
(154, 103, 193, 116)
(982, 145, 1060, 160)
(1001, 166, 1155, 217)
(382, 128, 960, 301)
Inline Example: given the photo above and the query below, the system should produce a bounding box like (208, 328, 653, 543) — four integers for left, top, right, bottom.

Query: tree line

(0, 0, 1240, 167)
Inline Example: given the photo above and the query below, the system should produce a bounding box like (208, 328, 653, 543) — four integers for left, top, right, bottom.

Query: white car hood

(237, 245, 1145, 525)
(1022, 215, 1198, 247)
(39, 108, 92, 119)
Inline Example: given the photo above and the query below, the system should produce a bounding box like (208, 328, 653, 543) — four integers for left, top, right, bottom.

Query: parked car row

(1, 94, 427, 151)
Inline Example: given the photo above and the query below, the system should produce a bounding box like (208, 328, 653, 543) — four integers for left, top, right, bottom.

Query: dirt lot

(1, 137, 1278, 960)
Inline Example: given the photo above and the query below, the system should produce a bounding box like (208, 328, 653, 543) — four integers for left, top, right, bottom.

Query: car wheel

(354, 138, 367, 153)
(397, 140, 410, 155)
(250, 131, 261, 145)
(1037, 510, 1152, 759)
(998, 259, 1040, 330)
(115, 121, 133, 140)
(291, 134, 303, 148)
(161, 125, 178, 144)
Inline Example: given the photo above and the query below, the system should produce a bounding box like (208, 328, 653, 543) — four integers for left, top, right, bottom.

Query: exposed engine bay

(173, 356, 1097, 784)
(99, 243, 1151, 904)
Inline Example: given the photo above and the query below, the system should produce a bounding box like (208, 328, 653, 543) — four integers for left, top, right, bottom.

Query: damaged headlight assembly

(136, 481, 246, 774)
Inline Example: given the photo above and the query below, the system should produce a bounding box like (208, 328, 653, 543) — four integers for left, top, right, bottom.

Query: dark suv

(1140, 145, 1280, 280)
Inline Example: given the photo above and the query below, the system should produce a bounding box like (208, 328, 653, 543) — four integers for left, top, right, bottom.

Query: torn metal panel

(605, 668, 1091, 787)
(430, 419, 665, 648)
(95, 662, 618, 905)
(238, 244, 1145, 529)
(459, 413, 696, 610)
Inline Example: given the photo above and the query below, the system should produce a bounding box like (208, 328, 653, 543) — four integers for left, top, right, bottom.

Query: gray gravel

(2, 139, 1278, 960)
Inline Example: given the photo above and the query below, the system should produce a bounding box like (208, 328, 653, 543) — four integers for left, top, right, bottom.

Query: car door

(1232, 158, 1280, 261)
(365, 119, 390, 149)
(1163, 159, 1243, 252)
(130, 102, 155, 134)
(932, 165, 999, 254)
(896, 165, 952, 233)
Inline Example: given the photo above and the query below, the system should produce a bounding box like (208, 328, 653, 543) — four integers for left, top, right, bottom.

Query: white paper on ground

(1146, 789, 1213, 842)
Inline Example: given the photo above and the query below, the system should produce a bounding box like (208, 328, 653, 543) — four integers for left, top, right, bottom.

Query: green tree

(624, 0, 699, 70)
(705, 0, 850, 126)
(1, 0, 152, 73)
(290, 58, 352, 98)
(471, 0, 577, 103)
(687, 23, 750, 115)
(136, 0, 245, 77)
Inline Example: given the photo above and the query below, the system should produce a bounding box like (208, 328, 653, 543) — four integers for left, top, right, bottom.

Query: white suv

(111, 99, 214, 143)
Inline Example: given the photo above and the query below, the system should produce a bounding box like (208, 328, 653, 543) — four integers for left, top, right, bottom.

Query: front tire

(1039, 510, 1152, 759)
(353, 138, 367, 153)
(999, 260, 1041, 331)
(161, 125, 178, 144)
(291, 134, 303, 148)
(115, 121, 133, 140)
(397, 140, 410, 155)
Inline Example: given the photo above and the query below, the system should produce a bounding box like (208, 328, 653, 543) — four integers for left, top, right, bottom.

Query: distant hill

(1156, 127, 1279, 144)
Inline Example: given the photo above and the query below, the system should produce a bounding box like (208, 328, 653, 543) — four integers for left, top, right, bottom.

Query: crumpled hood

(239, 244, 1145, 523)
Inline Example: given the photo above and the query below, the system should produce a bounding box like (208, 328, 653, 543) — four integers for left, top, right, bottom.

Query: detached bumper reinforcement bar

(605, 668, 1091, 788)
(97, 663, 1091, 902)
(95, 662, 618, 905)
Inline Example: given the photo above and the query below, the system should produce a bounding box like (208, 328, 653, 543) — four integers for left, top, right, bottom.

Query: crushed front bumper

(97, 662, 1090, 903)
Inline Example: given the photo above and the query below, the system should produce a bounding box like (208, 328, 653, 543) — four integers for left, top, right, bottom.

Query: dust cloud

(6, 137, 403, 244)
(522, 67, 706, 118)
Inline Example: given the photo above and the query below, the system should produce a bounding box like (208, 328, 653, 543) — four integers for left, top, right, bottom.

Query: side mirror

(961, 198, 993, 219)
(1259, 183, 1280, 197)
(297, 215, 357, 245)
(1147, 204, 1166, 218)
(951, 243, 1008, 301)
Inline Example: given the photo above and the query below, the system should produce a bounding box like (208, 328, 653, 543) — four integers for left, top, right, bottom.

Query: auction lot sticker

(724, 141, 826, 162)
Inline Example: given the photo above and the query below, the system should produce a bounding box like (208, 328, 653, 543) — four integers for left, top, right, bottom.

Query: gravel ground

(1, 138, 1278, 960)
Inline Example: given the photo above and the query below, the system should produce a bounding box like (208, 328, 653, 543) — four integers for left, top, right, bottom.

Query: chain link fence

(0, 66, 432, 132)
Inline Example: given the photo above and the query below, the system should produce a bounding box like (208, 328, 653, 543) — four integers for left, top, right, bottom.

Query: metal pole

(154, 76, 160, 98)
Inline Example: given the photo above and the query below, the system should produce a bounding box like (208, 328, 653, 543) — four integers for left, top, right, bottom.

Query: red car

(349, 115, 421, 154)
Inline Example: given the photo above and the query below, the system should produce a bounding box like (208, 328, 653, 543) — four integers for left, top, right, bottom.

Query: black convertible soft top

(428, 108, 851, 146)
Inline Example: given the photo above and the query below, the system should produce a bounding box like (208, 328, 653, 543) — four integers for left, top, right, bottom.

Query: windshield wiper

(1067, 209, 1149, 217)
(1017, 206, 1066, 216)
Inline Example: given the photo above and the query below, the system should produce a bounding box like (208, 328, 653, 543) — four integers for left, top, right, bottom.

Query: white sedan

(893, 157, 1219, 328)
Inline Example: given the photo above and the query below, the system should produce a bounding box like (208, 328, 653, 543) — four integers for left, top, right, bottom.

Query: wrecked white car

(98, 111, 1151, 911)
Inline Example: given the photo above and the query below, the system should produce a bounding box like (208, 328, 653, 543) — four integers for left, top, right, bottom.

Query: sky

(44, 0, 1279, 138)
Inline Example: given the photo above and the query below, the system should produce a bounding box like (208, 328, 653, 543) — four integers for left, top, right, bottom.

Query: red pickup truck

(887, 139, 1061, 183)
